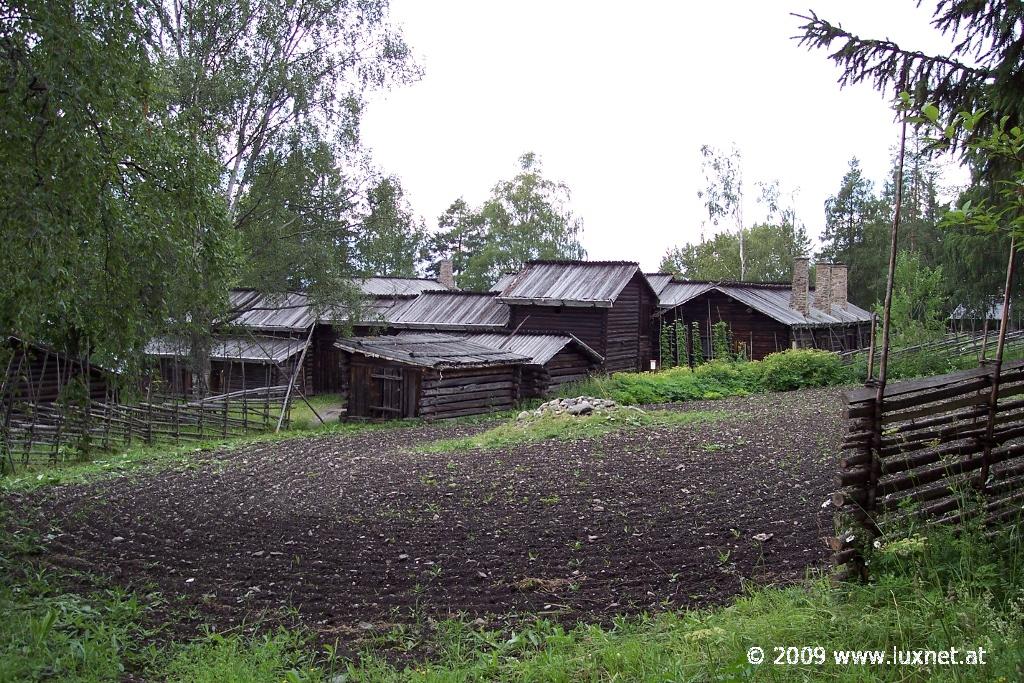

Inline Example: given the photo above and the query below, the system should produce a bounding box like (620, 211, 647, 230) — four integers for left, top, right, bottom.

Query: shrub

(560, 349, 852, 405)
(757, 349, 853, 391)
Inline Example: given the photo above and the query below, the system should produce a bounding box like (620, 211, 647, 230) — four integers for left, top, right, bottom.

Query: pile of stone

(517, 396, 620, 420)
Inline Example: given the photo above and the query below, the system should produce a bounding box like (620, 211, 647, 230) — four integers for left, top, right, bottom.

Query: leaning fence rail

(1, 385, 291, 474)
(832, 360, 1024, 579)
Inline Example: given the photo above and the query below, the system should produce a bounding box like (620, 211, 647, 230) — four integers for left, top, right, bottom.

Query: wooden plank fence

(832, 359, 1024, 578)
(1, 385, 291, 474)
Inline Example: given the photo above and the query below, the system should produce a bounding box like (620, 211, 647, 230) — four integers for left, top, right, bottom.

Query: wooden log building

(655, 259, 873, 362)
(2, 337, 111, 404)
(395, 331, 603, 398)
(493, 261, 659, 373)
(333, 334, 529, 420)
(145, 335, 308, 395)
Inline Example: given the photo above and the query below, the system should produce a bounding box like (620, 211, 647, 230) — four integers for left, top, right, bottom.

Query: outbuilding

(334, 334, 529, 420)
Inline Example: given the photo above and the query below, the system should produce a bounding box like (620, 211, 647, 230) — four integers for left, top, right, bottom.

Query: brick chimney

(791, 256, 810, 316)
(831, 263, 848, 311)
(438, 259, 456, 289)
(815, 263, 833, 314)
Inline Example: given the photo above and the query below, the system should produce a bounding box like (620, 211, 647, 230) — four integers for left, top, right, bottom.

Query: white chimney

(791, 257, 810, 315)
(438, 259, 456, 289)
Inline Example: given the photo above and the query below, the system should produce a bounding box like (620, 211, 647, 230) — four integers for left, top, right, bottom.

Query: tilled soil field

(10, 387, 845, 644)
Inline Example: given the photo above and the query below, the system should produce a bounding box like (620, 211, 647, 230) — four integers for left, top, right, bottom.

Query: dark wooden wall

(5, 343, 110, 404)
(605, 273, 656, 372)
(310, 324, 344, 394)
(665, 291, 792, 361)
(346, 356, 421, 419)
(792, 323, 872, 353)
(506, 272, 656, 374)
(209, 361, 283, 394)
(420, 365, 519, 419)
(508, 305, 607, 359)
(520, 346, 597, 398)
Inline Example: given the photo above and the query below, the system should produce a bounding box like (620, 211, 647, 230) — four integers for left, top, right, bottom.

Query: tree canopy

(427, 154, 586, 290)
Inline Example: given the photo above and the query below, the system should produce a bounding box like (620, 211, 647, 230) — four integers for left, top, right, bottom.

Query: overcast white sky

(361, 1, 964, 271)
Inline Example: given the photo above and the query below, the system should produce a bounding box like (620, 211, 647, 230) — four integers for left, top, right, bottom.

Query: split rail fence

(1, 385, 292, 474)
(832, 359, 1024, 578)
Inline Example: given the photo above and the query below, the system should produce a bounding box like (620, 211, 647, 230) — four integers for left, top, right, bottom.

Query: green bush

(757, 348, 853, 391)
(561, 349, 852, 405)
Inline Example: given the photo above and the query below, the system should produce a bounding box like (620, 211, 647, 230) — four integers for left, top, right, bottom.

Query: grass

(418, 408, 725, 453)
(287, 393, 346, 430)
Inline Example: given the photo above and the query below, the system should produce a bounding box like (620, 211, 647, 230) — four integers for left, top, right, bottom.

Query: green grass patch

(419, 408, 724, 453)
(287, 393, 346, 430)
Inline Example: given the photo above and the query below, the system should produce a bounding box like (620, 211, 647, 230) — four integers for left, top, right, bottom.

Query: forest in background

(3, 0, 1024, 383)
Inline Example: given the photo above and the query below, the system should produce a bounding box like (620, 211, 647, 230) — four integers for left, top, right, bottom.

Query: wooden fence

(1, 385, 292, 474)
(840, 329, 1024, 363)
(832, 359, 1024, 578)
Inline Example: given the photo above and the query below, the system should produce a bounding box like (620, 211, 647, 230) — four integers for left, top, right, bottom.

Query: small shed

(3, 337, 111, 404)
(436, 332, 603, 397)
(145, 335, 308, 395)
(334, 334, 529, 420)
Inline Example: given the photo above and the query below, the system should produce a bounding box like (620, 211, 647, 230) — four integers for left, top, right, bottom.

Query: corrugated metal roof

(396, 331, 603, 366)
(389, 292, 510, 330)
(355, 277, 448, 296)
(949, 299, 1009, 320)
(146, 335, 305, 363)
(645, 273, 674, 295)
(656, 281, 872, 327)
(228, 291, 315, 330)
(334, 333, 529, 368)
(498, 260, 642, 307)
(657, 281, 714, 308)
(490, 272, 516, 293)
(227, 279, 444, 331)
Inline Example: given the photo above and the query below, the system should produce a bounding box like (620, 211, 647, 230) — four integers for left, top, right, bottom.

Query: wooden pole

(979, 237, 1017, 489)
(276, 326, 315, 433)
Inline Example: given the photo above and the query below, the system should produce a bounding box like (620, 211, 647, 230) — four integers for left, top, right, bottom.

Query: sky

(361, 1, 965, 272)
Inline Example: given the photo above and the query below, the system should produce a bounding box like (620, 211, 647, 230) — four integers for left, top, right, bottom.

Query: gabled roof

(396, 331, 603, 366)
(388, 291, 510, 330)
(497, 260, 647, 308)
(146, 335, 305, 364)
(644, 273, 674, 296)
(334, 333, 529, 369)
(657, 281, 873, 327)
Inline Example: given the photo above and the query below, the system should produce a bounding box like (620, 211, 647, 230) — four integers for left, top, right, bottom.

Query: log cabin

(394, 330, 603, 398)
(334, 334, 529, 419)
(655, 259, 873, 362)
(3, 337, 111, 404)
(492, 261, 659, 373)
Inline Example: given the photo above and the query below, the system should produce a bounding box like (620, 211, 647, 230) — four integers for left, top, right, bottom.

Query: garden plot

(13, 387, 845, 644)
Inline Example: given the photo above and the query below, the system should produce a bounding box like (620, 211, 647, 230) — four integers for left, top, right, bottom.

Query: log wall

(508, 305, 608, 359)
(665, 291, 791, 361)
(4, 342, 110, 404)
(420, 365, 520, 419)
(520, 346, 597, 398)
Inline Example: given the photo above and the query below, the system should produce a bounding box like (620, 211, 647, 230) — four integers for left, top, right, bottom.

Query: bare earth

(11, 387, 845, 645)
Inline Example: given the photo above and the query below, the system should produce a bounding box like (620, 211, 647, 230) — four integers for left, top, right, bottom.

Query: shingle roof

(396, 331, 603, 366)
(490, 272, 517, 293)
(497, 261, 643, 307)
(334, 334, 529, 368)
(657, 281, 873, 327)
(388, 291, 510, 330)
(146, 335, 306, 363)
